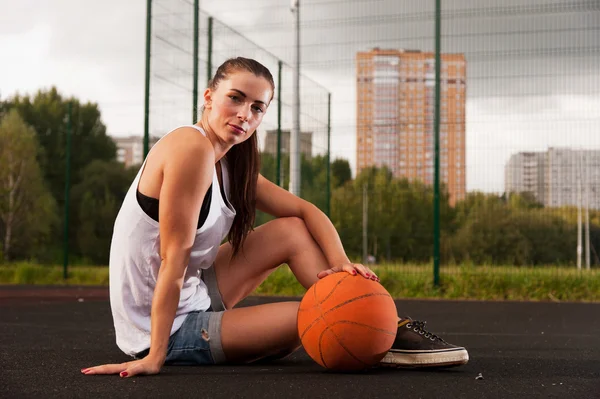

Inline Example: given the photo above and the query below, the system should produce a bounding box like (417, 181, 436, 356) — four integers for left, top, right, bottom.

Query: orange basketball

(297, 273, 398, 371)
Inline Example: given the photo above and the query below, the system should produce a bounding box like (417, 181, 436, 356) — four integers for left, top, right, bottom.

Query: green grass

(255, 264, 600, 302)
(1, 262, 598, 302)
(0, 263, 109, 286)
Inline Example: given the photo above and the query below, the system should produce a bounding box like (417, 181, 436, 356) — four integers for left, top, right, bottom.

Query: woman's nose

(237, 105, 251, 121)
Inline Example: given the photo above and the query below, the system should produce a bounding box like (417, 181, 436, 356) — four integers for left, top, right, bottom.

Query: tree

(0, 110, 57, 262)
(71, 160, 138, 264)
(256, 152, 353, 226)
(330, 165, 456, 263)
(1, 88, 117, 260)
(508, 192, 543, 210)
(331, 158, 351, 188)
(1, 87, 116, 210)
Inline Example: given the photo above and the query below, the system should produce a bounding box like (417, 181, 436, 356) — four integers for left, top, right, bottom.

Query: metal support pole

(290, 0, 301, 196)
(577, 152, 582, 270)
(63, 102, 72, 280)
(193, 0, 200, 123)
(207, 17, 213, 85)
(362, 184, 368, 264)
(326, 92, 331, 217)
(143, 0, 152, 158)
(433, 0, 441, 286)
(584, 153, 591, 270)
(277, 61, 283, 187)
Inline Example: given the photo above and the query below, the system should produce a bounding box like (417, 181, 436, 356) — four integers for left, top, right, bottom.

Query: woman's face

(204, 71, 272, 146)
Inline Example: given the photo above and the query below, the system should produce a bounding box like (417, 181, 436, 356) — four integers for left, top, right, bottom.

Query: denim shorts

(134, 265, 227, 365)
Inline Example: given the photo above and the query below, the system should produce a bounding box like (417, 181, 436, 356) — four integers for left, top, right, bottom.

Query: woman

(82, 57, 468, 377)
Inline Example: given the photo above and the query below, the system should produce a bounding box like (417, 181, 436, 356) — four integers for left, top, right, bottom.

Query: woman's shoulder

(148, 126, 214, 171)
(158, 126, 212, 155)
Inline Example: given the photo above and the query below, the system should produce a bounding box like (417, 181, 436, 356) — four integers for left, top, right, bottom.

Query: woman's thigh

(213, 217, 327, 309)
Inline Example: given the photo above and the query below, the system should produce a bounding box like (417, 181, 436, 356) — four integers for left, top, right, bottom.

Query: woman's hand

(317, 262, 380, 282)
(81, 356, 163, 378)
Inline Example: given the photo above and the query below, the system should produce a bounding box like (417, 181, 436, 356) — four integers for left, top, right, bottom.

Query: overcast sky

(1, 0, 598, 193)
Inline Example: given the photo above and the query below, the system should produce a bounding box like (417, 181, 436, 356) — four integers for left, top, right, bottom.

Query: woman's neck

(196, 118, 230, 162)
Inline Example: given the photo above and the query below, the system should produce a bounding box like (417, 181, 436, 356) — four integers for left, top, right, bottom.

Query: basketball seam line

(319, 323, 370, 369)
(297, 273, 352, 315)
(299, 292, 392, 339)
(328, 320, 397, 336)
(316, 273, 352, 305)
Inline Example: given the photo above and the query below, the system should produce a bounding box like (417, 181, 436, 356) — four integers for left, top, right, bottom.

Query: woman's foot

(379, 317, 469, 368)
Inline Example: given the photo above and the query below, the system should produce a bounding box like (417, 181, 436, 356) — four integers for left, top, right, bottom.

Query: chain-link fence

(148, 3, 332, 220)
(147, 0, 600, 299)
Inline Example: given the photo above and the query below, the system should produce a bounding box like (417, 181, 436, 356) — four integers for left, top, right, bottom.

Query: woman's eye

(229, 95, 241, 102)
(252, 106, 264, 113)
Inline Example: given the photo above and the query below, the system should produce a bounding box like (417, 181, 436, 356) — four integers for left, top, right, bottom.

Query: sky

(1, 0, 598, 193)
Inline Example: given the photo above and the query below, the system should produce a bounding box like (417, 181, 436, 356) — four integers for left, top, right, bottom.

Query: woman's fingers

(81, 363, 129, 375)
(119, 362, 144, 378)
(352, 263, 380, 282)
(341, 263, 358, 275)
(316, 263, 379, 282)
(316, 267, 339, 279)
(124, 359, 162, 377)
(81, 359, 161, 377)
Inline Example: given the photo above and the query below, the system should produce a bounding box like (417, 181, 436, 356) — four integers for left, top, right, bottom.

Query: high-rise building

(506, 148, 600, 209)
(263, 130, 313, 159)
(356, 48, 466, 205)
(505, 152, 547, 204)
(113, 135, 159, 168)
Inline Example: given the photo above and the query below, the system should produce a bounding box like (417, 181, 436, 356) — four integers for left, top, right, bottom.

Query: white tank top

(109, 125, 236, 356)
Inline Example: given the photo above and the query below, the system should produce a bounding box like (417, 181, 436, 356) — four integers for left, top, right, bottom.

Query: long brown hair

(207, 57, 275, 256)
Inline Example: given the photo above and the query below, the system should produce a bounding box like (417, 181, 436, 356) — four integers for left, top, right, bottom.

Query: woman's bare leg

(216, 302, 301, 363)
(214, 216, 329, 308)
(212, 217, 331, 363)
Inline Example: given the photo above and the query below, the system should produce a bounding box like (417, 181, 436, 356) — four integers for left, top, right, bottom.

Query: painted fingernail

(365, 273, 371, 277)
(120, 372, 128, 377)
(81, 368, 88, 373)
(352, 270, 357, 275)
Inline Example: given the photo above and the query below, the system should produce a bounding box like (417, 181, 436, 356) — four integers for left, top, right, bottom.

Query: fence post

(433, 0, 441, 287)
(143, 0, 152, 158)
(63, 102, 72, 280)
(192, 0, 199, 123)
(207, 17, 213, 85)
(277, 61, 283, 187)
(326, 92, 331, 217)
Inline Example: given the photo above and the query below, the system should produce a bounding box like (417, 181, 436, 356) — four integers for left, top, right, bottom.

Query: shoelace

(405, 320, 447, 343)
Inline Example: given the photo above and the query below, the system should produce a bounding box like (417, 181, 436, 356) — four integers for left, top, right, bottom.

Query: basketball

(297, 272, 398, 371)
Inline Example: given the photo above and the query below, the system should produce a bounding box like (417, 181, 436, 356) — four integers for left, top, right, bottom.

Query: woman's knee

(275, 217, 315, 254)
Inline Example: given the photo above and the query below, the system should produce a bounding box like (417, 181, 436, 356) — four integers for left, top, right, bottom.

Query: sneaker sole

(379, 348, 469, 368)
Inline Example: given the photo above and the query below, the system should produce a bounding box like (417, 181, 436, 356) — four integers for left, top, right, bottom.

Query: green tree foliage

(256, 153, 352, 227)
(0, 110, 57, 262)
(71, 160, 138, 264)
(331, 158, 352, 188)
(508, 192, 543, 210)
(1, 87, 116, 208)
(448, 192, 599, 265)
(1, 85, 596, 267)
(332, 166, 454, 262)
(1, 88, 117, 261)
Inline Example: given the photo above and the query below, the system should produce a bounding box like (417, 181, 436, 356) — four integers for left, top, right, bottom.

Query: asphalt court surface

(1, 286, 598, 399)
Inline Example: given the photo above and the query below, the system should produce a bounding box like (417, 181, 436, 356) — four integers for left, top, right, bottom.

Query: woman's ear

(203, 88, 212, 109)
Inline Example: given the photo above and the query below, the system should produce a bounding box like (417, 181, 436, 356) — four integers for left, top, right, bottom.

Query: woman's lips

(228, 124, 245, 134)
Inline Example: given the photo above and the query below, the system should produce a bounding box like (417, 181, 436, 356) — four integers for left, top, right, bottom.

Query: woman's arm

(82, 129, 215, 377)
(146, 134, 216, 365)
(255, 174, 376, 279)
